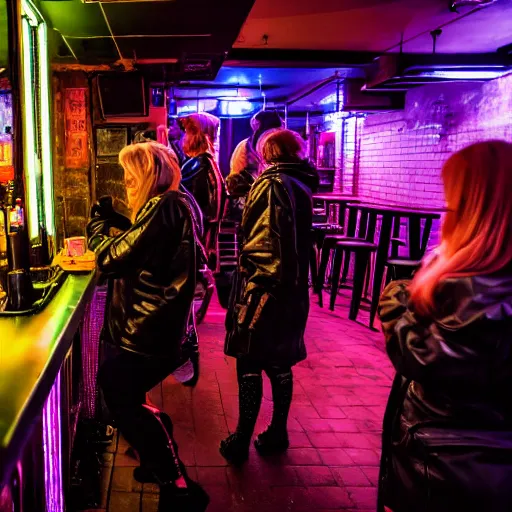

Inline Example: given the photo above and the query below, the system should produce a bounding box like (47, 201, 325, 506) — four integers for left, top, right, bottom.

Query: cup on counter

(64, 237, 86, 257)
(7, 269, 34, 311)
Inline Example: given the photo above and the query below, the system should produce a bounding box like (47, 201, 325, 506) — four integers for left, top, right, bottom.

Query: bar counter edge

(0, 270, 97, 488)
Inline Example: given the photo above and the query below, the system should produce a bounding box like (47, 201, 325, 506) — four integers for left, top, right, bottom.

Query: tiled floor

(97, 289, 393, 511)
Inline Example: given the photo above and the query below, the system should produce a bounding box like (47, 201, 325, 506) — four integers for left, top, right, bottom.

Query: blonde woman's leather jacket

(87, 191, 200, 359)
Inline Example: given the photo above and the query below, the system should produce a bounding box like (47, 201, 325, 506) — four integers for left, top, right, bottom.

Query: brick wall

(356, 73, 512, 207)
(336, 73, 512, 249)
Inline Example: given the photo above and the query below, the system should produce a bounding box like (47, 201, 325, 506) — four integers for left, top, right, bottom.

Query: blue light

(219, 99, 255, 117)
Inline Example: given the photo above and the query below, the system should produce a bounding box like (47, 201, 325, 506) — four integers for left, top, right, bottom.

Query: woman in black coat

(220, 129, 319, 464)
(87, 141, 208, 511)
(377, 140, 512, 512)
(180, 112, 226, 269)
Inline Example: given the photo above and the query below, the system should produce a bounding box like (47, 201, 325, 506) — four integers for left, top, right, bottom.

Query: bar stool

(329, 240, 377, 319)
(385, 258, 421, 283)
(314, 205, 363, 297)
(384, 215, 433, 284)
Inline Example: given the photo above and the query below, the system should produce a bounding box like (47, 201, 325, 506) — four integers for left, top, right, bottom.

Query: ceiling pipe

(285, 72, 340, 108)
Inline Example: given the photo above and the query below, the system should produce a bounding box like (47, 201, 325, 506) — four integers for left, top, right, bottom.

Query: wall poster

(96, 127, 128, 158)
(65, 88, 89, 169)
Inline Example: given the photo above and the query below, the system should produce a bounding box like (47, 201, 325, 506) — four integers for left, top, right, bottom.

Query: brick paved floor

(97, 290, 393, 512)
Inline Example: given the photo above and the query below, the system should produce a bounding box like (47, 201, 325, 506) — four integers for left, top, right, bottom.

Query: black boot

(220, 373, 263, 465)
(133, 412, 187, 484)
(182, 326, 199, 387)
(255, 369, 293, 456)
(158, 480, 209, 512)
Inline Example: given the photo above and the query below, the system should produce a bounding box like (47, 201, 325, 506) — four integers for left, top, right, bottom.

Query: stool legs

(349, 251, 371, 321)
(316, 241, 334, 294)
(310, 247, 318, 287)
(341, 250, 351, 285)
(329, 249, 345, 311)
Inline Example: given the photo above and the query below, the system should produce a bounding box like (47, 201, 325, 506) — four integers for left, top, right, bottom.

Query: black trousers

(98, 349, 184, 483)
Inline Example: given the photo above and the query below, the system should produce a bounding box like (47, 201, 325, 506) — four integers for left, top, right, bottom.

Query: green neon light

(21, 0, 38, 26)
(21, 0, 55, 238)
(37, 22, 54, 237)
(21, 17, 39, 239)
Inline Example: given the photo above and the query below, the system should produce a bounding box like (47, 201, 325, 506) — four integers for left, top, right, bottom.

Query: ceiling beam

(225, 49, 380, 68)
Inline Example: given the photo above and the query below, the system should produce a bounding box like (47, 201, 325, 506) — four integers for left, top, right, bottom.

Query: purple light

(42, 370, 64, 512)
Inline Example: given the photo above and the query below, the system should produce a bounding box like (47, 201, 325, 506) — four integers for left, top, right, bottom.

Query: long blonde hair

(410, 140, 512, 314)
(119, 141, 181, 221)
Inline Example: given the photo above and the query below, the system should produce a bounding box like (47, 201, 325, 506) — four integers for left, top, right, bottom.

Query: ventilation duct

(364, 53, 511, 91)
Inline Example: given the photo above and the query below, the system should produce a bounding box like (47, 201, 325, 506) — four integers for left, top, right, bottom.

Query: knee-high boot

(255, 368, 293, 455)
(220, 372, 263, 464)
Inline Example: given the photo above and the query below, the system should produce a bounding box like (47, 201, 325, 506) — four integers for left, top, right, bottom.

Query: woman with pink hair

(378, 140, 512, 512)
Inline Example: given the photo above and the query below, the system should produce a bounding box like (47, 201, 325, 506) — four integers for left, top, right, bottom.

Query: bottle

(9, 198, 24, 232)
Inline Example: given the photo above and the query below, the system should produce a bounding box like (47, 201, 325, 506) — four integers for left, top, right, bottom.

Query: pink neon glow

(42, 370, 64, 512)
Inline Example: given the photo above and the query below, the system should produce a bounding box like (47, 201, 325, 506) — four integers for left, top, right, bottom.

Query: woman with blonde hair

(87, 141, 208, 511)
(378, 140, 512, 512)
(221, 129, 318, 464)
(180, 112, 226, 268)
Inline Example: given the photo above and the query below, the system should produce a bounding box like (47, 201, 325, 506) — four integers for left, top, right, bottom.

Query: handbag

(409, 423, 512, 511)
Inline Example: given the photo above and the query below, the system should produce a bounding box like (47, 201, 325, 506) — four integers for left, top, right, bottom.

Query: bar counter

(0, 271, 96, 492)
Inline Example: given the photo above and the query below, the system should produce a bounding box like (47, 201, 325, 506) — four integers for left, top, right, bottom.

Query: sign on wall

(65, 88, 89, 169)
(96, 127, 128, 158)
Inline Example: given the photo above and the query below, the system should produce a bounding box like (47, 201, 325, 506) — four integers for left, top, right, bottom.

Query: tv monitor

(97, 73, 147, 118)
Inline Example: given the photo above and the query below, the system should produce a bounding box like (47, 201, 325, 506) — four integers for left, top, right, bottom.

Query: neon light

(21, 0, 55, 237)
(42, 370, 64, 512)
(219, 99, 254, 117)
(418, 70, 507, 80)
(38, 21, 55, 236)
(21, 17, 39, 239)
(21, 0, 38, 26)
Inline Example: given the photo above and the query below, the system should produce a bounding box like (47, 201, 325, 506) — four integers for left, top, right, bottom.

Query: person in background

(87, 141, 208, 512)
(377, 140, 512, 512)
(226, 110, 283, 219)
(167, 117, 187, 167)
(180, 112, 226, 269)
(137, 121, 208, 386)
(220, 129, 319, 465)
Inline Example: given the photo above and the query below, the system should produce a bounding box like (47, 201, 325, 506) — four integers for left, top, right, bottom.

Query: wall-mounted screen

(97, 73, 147, 118)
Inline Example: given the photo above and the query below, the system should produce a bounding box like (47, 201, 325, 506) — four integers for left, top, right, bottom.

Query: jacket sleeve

(226, 172, 253, 198)
(378, 280, 484, 385)
(88, 198, 161, 278)
(241, 179, 294, 299)
(183, 158, 211, 221)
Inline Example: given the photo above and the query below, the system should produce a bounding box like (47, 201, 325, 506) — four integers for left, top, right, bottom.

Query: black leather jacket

(225, 169, 256, 224)
(378, 270, 512, 511)
(224, 160, 319, 366)
(181, 153, 226, 226)
(88, 191, 200, 359)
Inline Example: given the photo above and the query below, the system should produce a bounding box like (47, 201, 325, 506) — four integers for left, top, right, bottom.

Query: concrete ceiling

(39, 0, 255, 67)
(234, 0, 512, 54)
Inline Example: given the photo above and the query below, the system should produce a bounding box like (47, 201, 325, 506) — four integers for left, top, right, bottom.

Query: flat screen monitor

(97, 73, 147, 118)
